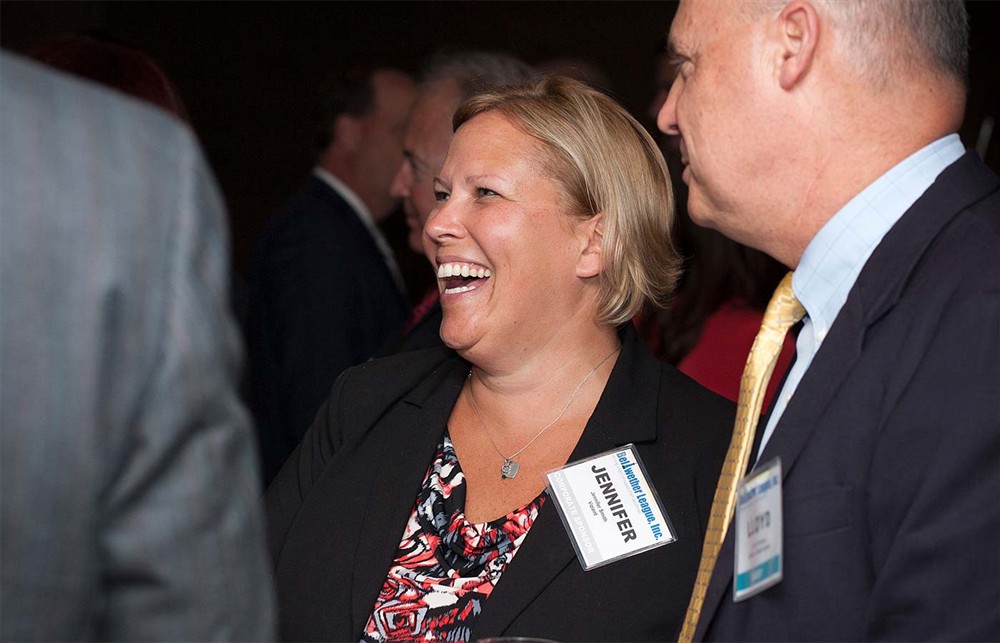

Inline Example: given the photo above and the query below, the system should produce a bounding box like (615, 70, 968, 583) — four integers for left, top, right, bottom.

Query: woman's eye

(476, 187, 499, 198)
(433, 190, 450, 202)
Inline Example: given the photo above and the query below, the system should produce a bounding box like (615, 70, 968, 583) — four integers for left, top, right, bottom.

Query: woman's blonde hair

(454, 75, 680, 325)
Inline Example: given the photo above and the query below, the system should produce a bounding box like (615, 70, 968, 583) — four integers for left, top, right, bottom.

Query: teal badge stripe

(735, 555, 781, 591)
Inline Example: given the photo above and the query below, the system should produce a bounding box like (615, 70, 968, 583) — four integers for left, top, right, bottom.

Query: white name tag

(546, 444, 675, 570)
(733, 457, 783, 601)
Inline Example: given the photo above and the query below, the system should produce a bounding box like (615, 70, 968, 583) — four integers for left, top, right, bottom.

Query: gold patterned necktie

(678, 272, 805, 643)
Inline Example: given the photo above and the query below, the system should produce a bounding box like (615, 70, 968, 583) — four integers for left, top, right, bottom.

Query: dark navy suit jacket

(699, 152, 1000, 641)
(266, 327, 733, 641)
(246, 175, 408, 484)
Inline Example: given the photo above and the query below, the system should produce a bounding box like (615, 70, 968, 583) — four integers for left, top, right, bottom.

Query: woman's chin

(438, 319, 487, 357)
(440, 335, 467, 353)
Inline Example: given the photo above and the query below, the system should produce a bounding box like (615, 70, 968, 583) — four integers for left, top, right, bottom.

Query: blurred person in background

(0, 53, 274, 641)
(536, 55, 614, 95)
(244, 66, 416, 484)
(30, 32, 189, 120)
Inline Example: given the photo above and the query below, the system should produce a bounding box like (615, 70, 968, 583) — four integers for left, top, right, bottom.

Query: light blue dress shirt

(755, 134, 966, 460)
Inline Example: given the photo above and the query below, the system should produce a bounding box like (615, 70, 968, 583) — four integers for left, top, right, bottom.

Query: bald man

(658, 1, 999, 639)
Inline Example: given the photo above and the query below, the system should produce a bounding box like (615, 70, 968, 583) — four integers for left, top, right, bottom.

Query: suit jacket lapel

(760, 151, 995, 481)
(693, 151, 999, 640)
(472, 327, 660, 637)
(349, 358, 468, 634)
(309, 174, 392, 280)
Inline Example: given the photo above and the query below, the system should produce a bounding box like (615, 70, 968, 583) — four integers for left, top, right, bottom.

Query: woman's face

(423, 111, 599, 363)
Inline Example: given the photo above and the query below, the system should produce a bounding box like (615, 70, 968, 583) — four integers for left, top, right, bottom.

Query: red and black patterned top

(362, 433, 546, 642)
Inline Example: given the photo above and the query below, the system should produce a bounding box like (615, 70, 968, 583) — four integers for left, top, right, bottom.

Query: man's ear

(333, 115, 363, 152)
(776, 1, 820, 90)
(576, 213, 605, 279)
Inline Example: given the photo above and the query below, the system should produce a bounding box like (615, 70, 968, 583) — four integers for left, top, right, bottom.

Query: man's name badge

(733, 457, 783, 601)
(546, 444, 675, 570)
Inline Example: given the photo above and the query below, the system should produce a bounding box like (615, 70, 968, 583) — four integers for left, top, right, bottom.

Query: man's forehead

(403, 149, 433, 175)
(414, 80, 461, 125)
(669, 0, 724, 52)
(405, 85, 457, 158)
(372, 69, 412, 95)
(371, 70, 415, 112)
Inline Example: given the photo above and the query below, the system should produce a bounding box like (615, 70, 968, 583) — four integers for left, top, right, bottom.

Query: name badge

(546, 444, 675, 570)
(733, 457, 783, 601)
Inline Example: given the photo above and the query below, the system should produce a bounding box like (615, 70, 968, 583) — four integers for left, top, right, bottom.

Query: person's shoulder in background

(0, 52, 275, 642)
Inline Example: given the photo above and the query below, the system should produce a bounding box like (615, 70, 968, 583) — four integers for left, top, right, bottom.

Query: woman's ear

(576, 213, 604, 279)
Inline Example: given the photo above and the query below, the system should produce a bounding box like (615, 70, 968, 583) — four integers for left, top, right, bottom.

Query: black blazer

(699, 152, 1000, 641)
(266, 326, 733, 641)
(245, 175, 408, 484)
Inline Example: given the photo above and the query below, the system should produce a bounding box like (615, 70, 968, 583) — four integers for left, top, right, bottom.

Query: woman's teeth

(437, 262, 492, 294)
(436, 263, 492, 279)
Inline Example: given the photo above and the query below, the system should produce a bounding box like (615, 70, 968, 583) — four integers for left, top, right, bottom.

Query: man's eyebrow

(403, 149, 432, 174)
(665, 40, 687, 67)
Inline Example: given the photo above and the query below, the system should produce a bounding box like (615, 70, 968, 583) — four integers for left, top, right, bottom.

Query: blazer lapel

(349, 359, 468, 634)
(759, 151, 996, 482)
(472, 327, 660, 637)
(694, 151, 999, 640)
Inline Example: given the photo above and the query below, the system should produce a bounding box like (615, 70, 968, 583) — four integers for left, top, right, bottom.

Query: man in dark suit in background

(657, 0, 999, 639)
(246, 67, 416, 484)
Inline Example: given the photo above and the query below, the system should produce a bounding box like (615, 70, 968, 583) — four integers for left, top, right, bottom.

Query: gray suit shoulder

(1, 53, 208, 196)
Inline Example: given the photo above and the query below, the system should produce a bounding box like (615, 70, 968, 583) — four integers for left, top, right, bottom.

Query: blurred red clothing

(675, 301, 795, 409)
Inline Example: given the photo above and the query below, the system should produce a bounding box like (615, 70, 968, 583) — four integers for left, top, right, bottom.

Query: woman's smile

(436, 261, 493, 295)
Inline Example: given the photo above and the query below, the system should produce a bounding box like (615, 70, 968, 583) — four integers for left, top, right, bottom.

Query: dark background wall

(2, 1, 997, 277)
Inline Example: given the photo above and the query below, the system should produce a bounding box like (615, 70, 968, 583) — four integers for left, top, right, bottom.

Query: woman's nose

(423, 197, 464, 246)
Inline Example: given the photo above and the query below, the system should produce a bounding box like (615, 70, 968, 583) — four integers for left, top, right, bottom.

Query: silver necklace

(467, 346, 620, 480)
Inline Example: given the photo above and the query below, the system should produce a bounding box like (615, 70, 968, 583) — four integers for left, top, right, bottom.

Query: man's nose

(657, 81, 682, 136)
(390, 160, 410, 198)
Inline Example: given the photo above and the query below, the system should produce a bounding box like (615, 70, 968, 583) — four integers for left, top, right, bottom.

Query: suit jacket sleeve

(98, 135, 276, 641)
(265, 347, 455, 567)
(865, 290, 1000, 639)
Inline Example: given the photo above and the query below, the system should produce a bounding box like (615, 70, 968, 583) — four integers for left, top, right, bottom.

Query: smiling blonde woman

(266, 75, 733, 643)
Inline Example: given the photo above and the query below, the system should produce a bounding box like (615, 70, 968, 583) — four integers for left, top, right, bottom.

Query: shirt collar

(312, 166, 406, 295)
(792, 134, 965, 338)
(312, 166, 376, 230)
